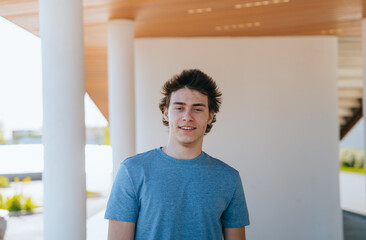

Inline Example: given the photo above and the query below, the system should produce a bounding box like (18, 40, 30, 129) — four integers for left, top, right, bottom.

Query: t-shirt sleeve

(104, 162, 139, 222)
(221, 173, 250, 228)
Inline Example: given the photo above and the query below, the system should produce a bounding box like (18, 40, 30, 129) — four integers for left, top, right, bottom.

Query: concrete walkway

(87, 209, 108, 240)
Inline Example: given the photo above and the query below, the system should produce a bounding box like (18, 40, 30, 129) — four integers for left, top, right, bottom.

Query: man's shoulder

(121, 148, 158, 168)
(204, 153, 239, 176)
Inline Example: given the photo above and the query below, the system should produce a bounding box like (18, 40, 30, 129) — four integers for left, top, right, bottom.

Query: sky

(0, 17, 107, 140)
(340, 117, 365, 150)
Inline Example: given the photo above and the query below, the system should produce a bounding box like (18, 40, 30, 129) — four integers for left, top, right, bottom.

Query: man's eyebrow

(192, 103, 206, 107)
(172, 102, 186, 105)
(172, 102, 206, 107)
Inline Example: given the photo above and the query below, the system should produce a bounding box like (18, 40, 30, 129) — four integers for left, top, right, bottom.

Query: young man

(105, 69, 250, 240)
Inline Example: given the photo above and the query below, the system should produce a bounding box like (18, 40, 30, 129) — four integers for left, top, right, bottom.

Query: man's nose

(182, 110, 193, 121)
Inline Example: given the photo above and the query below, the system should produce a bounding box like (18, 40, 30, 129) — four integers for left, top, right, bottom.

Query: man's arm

(108, 220, 136, 240)
(223, 227, 246, 240)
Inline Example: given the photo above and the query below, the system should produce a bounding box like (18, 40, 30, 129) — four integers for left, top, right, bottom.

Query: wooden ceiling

(1, 0, 365, 134)
(1, 0, 364, 39)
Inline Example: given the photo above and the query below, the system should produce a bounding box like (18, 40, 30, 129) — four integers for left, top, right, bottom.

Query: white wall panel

(135, 37, 341, 240)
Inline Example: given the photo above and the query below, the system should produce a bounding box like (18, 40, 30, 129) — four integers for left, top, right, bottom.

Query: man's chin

(178, 137, 202, 147)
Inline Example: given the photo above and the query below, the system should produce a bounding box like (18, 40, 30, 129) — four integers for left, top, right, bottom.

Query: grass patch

(87, 191, 102, 197)
(340, 166, 365, 174)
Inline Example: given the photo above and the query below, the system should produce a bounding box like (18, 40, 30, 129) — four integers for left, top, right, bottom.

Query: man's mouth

(179, 126, 196, 130)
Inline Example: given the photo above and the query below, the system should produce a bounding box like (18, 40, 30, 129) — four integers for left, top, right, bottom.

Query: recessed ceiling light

(187, 7, 213, 14)
(215, 22, 261, 31)
(234, 0, 290, 9)
(320, 28, 342, 35)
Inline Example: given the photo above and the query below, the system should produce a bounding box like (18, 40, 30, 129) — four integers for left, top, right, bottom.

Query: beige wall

(134, 37, 342, 240)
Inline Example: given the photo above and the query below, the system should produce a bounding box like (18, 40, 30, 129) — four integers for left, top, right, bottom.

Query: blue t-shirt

(105, 148, 250, 239)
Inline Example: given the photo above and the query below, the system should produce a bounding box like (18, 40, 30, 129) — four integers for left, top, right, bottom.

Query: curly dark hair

(159, 69, 222, 134)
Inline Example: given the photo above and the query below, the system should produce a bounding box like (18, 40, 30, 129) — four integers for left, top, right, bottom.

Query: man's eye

(195, 109, 202, 112)
(175, 107, 182, 110)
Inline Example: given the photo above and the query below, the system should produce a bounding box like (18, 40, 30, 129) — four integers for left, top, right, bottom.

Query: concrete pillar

(39, 0, 86, 239)
(362, 19, 366, 184)
(108, 19, 136, 179)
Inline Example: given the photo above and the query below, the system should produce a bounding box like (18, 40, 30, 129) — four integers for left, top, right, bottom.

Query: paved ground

(343, 210, 366, 240)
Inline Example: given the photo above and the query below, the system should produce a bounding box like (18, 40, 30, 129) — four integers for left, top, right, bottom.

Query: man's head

(159, 69, 222, 134)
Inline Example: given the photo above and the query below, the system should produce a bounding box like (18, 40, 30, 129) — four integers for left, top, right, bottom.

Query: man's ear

(208, 111, 214, 124)
(163, 106, 169, 121)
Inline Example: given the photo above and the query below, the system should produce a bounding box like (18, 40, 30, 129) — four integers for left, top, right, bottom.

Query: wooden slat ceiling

(1, 0, 365, 133)
(1, 0, 364, 38)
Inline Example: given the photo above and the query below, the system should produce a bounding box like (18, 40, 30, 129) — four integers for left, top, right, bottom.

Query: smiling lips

(179, 126, 196, 130)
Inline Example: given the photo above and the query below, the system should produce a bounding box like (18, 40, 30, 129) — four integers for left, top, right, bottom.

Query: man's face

(164, 88, 214, 148)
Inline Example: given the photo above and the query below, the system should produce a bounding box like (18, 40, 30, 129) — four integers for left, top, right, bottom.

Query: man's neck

(162, 141, 203, 160)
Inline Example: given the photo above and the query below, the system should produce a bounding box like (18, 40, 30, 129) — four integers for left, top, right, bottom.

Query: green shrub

(0, 176, 10, 188)
(24, 196, 38, 211)
(0, 194, 39, 212)
(6, 194, 23, 212)
(0, 193, 3, 209)
(0, 176, 40, 212)
(339, 148, 365, 174)
(339, 148, 364, 169)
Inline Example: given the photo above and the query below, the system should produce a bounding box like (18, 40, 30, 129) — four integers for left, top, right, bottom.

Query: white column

(39, 0, 86, 240)
(108, 20, 136, 179)
(362, 19, 366, 186)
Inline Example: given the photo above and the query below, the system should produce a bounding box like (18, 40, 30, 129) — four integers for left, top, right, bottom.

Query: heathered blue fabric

(105, 148, 250, 240)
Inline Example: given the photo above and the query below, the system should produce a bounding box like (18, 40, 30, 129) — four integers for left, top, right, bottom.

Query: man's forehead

(170, 88, 209, 105)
